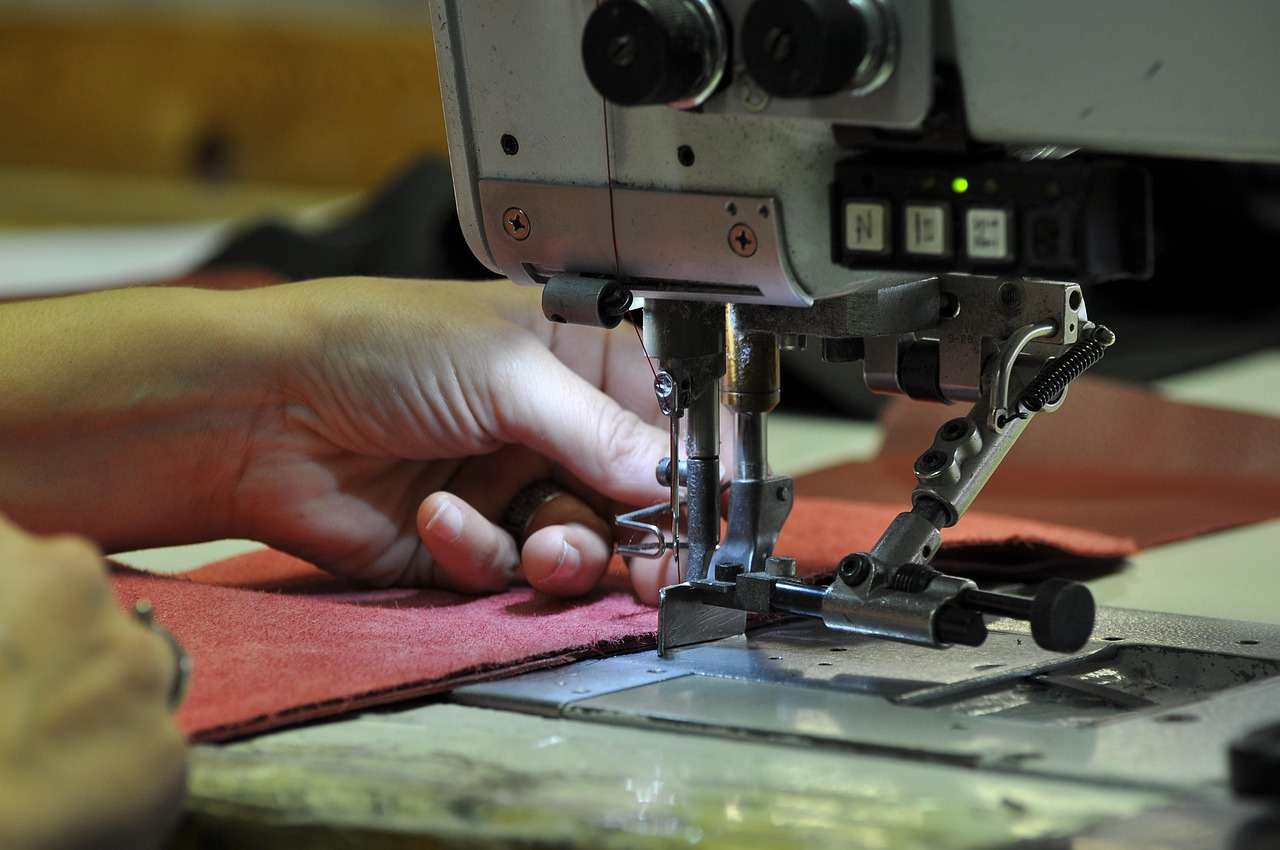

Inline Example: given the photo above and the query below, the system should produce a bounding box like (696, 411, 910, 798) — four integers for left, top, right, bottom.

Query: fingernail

(547, 539, 581, 586)
(423, 498, 463, 543)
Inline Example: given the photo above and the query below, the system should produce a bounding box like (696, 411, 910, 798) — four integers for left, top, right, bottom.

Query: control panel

(834, 158, 1153, 284)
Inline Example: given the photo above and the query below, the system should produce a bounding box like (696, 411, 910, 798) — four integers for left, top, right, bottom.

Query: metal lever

(686, 571, 1095, 653)
(955, 579, 1096, 653)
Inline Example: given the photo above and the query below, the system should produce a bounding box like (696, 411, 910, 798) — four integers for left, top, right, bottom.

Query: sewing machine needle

(669, 412, 681, 580)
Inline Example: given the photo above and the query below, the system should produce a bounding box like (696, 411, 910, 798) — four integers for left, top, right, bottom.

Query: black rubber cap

(582, 0, 709, 105)
(742, 0, 868, 98)
(1029, 579, 1096, 653)
(934, 604, 989, 648)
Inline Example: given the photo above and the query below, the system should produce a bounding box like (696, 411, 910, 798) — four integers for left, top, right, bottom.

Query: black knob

(934, 604, 989, 647)
(582, 0, 725, 107)
(957, 579, 1096, 654)
(742, 0, 871, 98)
(1029, 579, 1096, 654)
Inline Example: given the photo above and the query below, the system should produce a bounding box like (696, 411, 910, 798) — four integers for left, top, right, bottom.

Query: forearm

(0, 285, 286, 551)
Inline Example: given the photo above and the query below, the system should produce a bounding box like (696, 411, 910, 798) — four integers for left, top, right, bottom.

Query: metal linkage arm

(819, 322, 1116, 652)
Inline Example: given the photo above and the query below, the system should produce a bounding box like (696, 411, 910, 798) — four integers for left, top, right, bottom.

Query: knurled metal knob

(582, 0, 726, 107)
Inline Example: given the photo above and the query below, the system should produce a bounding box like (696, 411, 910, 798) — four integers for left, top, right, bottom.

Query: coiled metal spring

(1017, 325, 1116, 413)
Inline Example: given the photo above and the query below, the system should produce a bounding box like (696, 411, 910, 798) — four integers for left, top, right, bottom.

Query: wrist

(0, 284, 291, 549)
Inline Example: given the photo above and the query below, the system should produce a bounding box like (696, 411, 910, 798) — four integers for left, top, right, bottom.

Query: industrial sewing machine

(428, 0, 1280, 807)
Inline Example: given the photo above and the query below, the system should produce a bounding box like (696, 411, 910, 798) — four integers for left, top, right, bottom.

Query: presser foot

(656, 561, 1096, 658)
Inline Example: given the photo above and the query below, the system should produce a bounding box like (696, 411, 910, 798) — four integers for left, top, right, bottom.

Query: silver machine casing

(430, 0, 1280, 307)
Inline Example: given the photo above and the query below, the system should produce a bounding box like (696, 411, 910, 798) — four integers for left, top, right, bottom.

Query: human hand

(226, 277, 677, 601)
(0, 514, 187, 850)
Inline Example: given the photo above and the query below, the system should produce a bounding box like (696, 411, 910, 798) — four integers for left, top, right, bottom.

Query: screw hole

(725, 201, 738, 216)
(757, 204, 770, 218)
(501, 134, 520, 156)
(939, 292, 961, 320)
(677, 145, 695, 167)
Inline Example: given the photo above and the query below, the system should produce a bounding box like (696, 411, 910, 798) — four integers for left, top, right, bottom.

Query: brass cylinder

(723, 304, 780, 413)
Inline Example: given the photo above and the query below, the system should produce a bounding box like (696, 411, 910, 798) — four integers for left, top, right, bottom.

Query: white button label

(845, 201, 889, 254)
(904, 204, 948, 257)
(965, 208, 1012, 261)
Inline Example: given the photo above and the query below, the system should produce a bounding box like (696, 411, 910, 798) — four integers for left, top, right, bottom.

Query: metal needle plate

(455, 607, 1280, 794)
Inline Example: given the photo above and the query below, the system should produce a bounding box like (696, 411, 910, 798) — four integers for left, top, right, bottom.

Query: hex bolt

(838, 552, 872, 586)
(916, 449, 949, 476)
(938, 418, 970, 442)
(729, 223, 758, 257)
(503, 207, 531, 241)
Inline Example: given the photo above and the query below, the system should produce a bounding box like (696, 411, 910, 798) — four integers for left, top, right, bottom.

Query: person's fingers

(420, 476, 623, 597)
(626, 551, 681, 607)
(519, 491, 613, 596)
(435, 445, 555, 520)
(417, 493, 519, 594)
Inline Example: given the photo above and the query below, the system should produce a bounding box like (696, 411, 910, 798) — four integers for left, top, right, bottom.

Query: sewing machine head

(427, 1, 1279, 657)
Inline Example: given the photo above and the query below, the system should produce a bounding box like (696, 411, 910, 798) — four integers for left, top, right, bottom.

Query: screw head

(503, 207, 531, 241)
(939, 418, 970, 442)
(654, 371, 675, 399)
(728, 223, 758, 257)
(606, 33, 637, 68)
(654, 370, 683, 415)
(838, 553, 872, 586)
(916, 449, 949, 476)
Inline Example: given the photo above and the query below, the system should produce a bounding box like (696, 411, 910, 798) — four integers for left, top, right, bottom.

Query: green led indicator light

(951, 176, 970, 194)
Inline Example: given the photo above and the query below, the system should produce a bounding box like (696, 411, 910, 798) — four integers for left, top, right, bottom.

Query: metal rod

(735, 411, 767, 480)
(683, 375, 721, 582)
(769, 582, 825, 618)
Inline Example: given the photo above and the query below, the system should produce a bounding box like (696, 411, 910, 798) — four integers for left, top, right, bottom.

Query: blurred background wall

(0, 0, 448, 223)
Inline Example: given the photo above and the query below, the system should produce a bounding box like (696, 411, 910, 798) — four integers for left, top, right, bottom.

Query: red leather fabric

(106, 375, 1280, 742)
(109, 494, 1135, 743)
